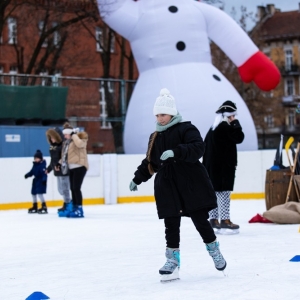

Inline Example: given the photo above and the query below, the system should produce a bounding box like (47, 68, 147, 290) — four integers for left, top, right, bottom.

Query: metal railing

(0, 73, 136, 127)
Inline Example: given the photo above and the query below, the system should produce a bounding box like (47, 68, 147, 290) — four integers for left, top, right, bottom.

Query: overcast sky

(208, 0, 300, 29)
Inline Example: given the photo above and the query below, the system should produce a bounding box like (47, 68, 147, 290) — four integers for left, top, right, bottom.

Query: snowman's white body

(97, 0, 259, 153)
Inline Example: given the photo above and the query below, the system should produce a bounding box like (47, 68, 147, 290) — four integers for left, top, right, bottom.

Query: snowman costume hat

(212, 100, 238, 130)
(153, 88, 178, 116)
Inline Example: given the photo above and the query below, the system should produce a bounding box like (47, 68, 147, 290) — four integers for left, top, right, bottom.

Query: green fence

(0, 85, 68, 119)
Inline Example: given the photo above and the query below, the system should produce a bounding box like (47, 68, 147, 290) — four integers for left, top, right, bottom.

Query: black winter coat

(202, 119, 244, 191)
(133, 122, 217, 219)
(46, 128, 67, 176)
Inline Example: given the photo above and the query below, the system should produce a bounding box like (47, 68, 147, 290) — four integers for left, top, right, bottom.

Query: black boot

(38, 202, 48, 214)
(209, 219, 221, 230)
(28, 203, 38, 214)
(57, 203, 67, 212)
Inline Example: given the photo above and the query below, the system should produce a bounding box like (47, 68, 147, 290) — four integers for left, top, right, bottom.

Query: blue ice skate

(58, 201, 73, 217)
(67, 205, 84, 218)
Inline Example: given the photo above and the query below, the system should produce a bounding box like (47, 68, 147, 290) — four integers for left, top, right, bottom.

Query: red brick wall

(0, 1, 138, 153)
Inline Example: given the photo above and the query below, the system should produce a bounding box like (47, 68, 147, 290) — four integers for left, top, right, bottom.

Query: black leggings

(164, 209, 216, 248)
(69, 166, 87, 206)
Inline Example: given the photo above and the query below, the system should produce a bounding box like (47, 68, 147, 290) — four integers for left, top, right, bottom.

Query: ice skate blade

(160, 267, 179, 283)
(219, 228, 239, 235)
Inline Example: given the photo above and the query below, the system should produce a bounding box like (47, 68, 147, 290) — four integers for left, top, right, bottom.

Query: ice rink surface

(0, 200, 299, 300)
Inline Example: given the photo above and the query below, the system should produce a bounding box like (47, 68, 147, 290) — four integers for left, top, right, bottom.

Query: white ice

(0, 200, 300, 300)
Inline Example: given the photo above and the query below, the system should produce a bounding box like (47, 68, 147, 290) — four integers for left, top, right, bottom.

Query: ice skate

(28, 203, 38, 214)
(67, 205, 84, 218)
(37, 203, 48, 214)
(159, 248, 180, 283)
(220, 219, 239, 235)
(58, 202, 73, 217)
(206, 240, 226, 271)
(57, 203, 67, 212)
(209, 219, 221, 234)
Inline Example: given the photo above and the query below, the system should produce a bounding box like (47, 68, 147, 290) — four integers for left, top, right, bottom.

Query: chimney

(257, 6, 267, 22)
(266, 4, 276, 15)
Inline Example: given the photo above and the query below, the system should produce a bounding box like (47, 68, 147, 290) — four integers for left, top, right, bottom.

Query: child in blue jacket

(25, 150, 48, 214)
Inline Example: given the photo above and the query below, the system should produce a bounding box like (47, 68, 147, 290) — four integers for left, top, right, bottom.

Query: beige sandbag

(263, 202, 300, 224)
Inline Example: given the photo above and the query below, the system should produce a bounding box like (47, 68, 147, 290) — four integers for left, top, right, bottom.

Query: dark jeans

(164, 209, 216, 248)
(69, 166, 87, 206)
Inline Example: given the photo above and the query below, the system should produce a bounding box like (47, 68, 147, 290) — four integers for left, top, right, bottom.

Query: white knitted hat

(153, 88, 178, 116)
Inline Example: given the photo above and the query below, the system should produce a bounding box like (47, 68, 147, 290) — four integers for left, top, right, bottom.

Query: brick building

(251, 3, 300, 148)
(0, 0, 138, 154)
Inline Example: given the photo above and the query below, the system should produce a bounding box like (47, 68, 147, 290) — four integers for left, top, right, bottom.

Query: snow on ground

(0, 200, 299, 300)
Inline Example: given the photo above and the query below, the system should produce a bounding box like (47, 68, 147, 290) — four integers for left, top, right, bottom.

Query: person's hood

(77, 131, 88, 140)
(46, 127, 64, 145)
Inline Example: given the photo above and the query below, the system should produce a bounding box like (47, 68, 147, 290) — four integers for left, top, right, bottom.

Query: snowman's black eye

(176, 41, 185, 51)
(213, 74, 221, 81)
(169, 6, 178, 13)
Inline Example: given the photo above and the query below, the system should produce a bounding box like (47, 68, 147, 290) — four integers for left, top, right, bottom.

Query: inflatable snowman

(97, 0, 280, 153)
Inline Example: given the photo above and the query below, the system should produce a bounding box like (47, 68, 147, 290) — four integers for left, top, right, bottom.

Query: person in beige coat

(56, 122, 89, 218)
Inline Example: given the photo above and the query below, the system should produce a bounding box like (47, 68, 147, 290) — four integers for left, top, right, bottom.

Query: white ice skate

(160, 267, 179, 283)
(159, 248, 180, 283)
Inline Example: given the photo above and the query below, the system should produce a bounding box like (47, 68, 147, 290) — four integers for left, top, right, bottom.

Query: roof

(259, 10, 300, 41)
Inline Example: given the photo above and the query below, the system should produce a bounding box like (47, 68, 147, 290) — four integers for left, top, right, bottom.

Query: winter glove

(129, 181, 138, 191)
(160, 150, 174, 160)
(24, 174, 29, 179)
(71, 128, 80, 135)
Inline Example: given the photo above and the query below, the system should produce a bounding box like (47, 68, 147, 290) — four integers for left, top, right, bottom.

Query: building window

(0, 65, 4, 84)
(52, 22, 60, 47)
(288, 110, 295, 128)
(96, 27, 103, 52)
(38, 21, 48, 47)
(285, 49, 293, 71)
(264, 115, 274, 128)
(96, 27, 114, 52)
(8, 17, 17, 44)
(39, 69, 48, 86)
(9, 66, 18, 85)
(99, 81, 114, 129)
(285, 78, 294, 96)
(51, 70, 62, 87)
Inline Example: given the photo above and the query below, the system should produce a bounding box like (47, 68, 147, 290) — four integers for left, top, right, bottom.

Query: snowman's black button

(169, 6, 178, 13)
(213, 74, 221, 81)
(176, 41, 185, 51)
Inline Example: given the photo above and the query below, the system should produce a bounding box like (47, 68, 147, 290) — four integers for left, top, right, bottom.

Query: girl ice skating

(129, 88, 227, 282)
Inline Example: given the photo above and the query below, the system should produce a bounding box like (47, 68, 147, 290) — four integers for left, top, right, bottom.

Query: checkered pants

(209, 191, 231, 220)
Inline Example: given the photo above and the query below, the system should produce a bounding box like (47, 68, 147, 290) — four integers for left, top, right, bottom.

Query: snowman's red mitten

(238, 51, 280, 91)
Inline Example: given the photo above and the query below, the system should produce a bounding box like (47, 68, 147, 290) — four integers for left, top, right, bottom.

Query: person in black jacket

(129, 88, 226, 282)
(46, 127, 72, 217)
(203, 100, 244, 234)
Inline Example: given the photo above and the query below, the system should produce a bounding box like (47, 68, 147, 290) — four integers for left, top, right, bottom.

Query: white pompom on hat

(153, 88, 178, 116)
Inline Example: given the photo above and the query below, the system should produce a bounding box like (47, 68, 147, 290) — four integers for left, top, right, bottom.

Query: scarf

(61, 139, 72, 175)
(156, 113, 183, 132)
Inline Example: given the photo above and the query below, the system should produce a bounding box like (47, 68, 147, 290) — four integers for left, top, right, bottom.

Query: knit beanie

(153, 88, 178, 116)
(34, 149, 43, 160)
(62, 122, 73, 135)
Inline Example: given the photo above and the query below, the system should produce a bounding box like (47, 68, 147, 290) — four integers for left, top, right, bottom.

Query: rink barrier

(0, 150, 288, 210)
(117, 193, 265, 204)
(0, 198, 105, 210)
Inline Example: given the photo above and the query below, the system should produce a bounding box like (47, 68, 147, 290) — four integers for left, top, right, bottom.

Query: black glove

(42, 181, 47, 186)
(24, 174, 29, 179)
